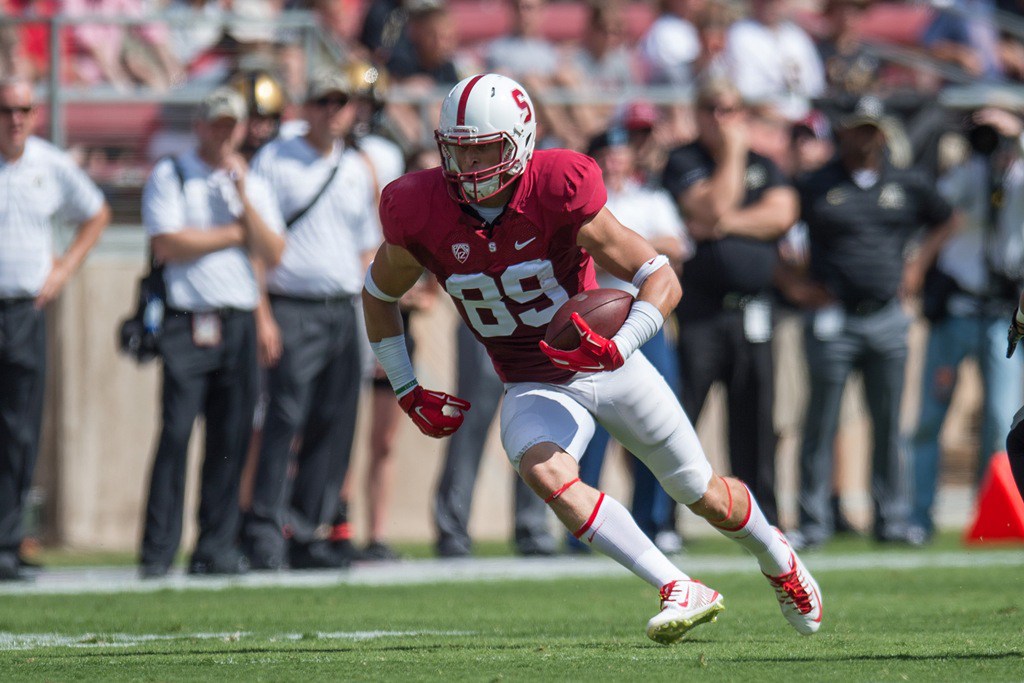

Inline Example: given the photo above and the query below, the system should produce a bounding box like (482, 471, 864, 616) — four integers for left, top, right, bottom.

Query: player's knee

(687, 475, 736, 522)
(518, 444, 579, 499)
(641, 440, 713, 506)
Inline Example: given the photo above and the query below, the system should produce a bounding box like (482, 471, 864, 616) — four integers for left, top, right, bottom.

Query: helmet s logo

(512, 89, 533, 123)
(452, 243, 471, 263)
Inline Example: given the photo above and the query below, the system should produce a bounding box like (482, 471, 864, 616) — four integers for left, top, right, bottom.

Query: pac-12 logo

(452, 242, 470, 263)
(512, 89, 532, 123)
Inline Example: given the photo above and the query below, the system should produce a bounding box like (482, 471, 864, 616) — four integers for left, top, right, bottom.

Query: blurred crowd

(2, 0, 1024, 580)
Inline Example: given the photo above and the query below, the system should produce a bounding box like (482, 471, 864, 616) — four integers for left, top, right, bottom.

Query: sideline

(0, 549, 1021, 597)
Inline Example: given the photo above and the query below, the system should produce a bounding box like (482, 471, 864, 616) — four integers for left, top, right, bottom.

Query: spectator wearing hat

(724, 0, 825, 121)
(661, 79, 798, 527)
(336, 62, 419, 563)
(139, 86, 285, 578)
(780, 96, 958, 549)
(228, 69, 288, 162)
(568, 127, 690, 554)
(619, 100, 670, 187)
(779, 111, 863, 537)
(240, 71, 379, 570)
(0, 77, 110, 581)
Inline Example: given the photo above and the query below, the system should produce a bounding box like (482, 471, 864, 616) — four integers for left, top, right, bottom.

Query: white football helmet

(434, 73, 537, 204)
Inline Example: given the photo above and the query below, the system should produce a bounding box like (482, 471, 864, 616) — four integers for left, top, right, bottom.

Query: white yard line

(0, 549, 1020, 597)
(0, 630, 476, 652)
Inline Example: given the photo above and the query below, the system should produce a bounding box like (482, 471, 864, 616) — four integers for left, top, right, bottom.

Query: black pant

(242, 296, 361, 562)
(676, 310, 779, 524)
(1007, 406, 1024, 501)
(0, 299, 45, 558)
(140, 309, 258, 569)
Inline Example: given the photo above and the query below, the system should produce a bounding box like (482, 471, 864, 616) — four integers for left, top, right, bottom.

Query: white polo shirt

(252, 136, 380, 297)
(142, 149, 285, 312)
(0, 136, 105, 297)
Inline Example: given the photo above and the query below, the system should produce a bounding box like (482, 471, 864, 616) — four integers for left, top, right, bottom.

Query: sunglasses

(0, 105, 33, 116)
(699, 103, 741, 115)
(310, 95, 350, 109)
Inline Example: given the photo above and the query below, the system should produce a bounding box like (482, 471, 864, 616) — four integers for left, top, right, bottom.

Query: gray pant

(242, 296, 361, 564)
(433, 324, 555, 556)
(0, 300, 45, 559)
(141, 309, 258, 569)
(799, 301, 912, 542)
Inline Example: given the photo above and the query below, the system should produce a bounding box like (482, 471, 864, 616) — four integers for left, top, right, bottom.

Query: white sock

(712, 483, 791, 576)
(575, 492, 688, 588)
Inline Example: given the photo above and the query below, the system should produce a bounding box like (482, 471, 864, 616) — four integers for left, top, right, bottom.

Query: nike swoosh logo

(514, 237, 537, 250)
(677, 585, 690, 607)
(587, 521, 604, 543)
(413, 407, 432, 425)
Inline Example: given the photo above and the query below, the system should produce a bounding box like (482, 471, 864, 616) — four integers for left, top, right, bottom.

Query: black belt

(842, 298, 891, 316)
(269, 292, 355, 306)
(166, 306, 251, 319)
(0, 297, 33, 308)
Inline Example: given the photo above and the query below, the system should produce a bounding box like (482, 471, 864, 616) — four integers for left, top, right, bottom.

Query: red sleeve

(559, 151, 607, 224)
(378, 176, 410, 249)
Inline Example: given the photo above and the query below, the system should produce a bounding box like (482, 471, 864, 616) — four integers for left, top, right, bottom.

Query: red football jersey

(380, 149, 607, 383)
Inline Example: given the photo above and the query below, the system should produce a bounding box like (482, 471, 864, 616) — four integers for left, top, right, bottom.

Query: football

(544, 288, 634, 350)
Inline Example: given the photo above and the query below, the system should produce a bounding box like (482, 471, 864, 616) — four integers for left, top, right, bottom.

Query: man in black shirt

(661, 79, 798, 525)
(785, 96, 957, 548)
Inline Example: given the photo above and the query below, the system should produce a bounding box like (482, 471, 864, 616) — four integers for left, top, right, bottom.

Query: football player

(1003, 290, 1024, 500)
(362, 73, 823, 643)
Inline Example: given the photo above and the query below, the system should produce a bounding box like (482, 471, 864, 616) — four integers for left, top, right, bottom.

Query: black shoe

(188, 552, 250, 576)
(788, 529, 825, 552)
(330, 538, 358, 564)
(875, 526, 930, 547)
(359, 542, 402, 562)
(0, 553, 24, 581)
(139, 563, 170, 579)
(290, 541, 350, 570)
(831, 496, 863, 537)
(436, 542, 470, 559)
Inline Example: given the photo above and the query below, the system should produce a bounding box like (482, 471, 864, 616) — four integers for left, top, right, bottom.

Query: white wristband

(364, 264, 400, 303)
(611, 300, 665, 360)
(631, 254, 670, 291)
(369, 334, 418, 397)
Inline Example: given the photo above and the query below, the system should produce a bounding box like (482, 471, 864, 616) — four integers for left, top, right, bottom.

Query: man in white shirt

(0, 77, 110, 581)
(241, 71, 380, 570)
(725, 0, 825, 121)
(139, 87, 285, 578)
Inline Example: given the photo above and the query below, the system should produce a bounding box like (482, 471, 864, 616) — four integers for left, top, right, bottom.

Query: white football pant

(500, 351, 714, 505)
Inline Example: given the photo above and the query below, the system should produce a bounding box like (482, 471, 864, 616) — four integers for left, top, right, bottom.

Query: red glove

(398, 385, 471, 438)
(539, 312, 625, 373)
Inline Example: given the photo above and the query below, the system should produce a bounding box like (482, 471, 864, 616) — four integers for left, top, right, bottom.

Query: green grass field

(1, 538, 1022, 681)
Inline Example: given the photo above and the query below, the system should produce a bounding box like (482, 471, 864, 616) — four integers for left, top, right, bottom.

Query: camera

(966, 121, 1001, 155)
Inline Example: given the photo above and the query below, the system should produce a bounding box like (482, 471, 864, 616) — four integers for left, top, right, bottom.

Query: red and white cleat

(646, 579, 725, 645)
(765, 532, 823, 635)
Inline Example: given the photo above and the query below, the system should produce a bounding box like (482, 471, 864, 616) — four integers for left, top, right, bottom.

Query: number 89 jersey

(380, 149, 607, 384)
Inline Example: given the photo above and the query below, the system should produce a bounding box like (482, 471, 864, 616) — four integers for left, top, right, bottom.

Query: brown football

(544, 288, 634, 351)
